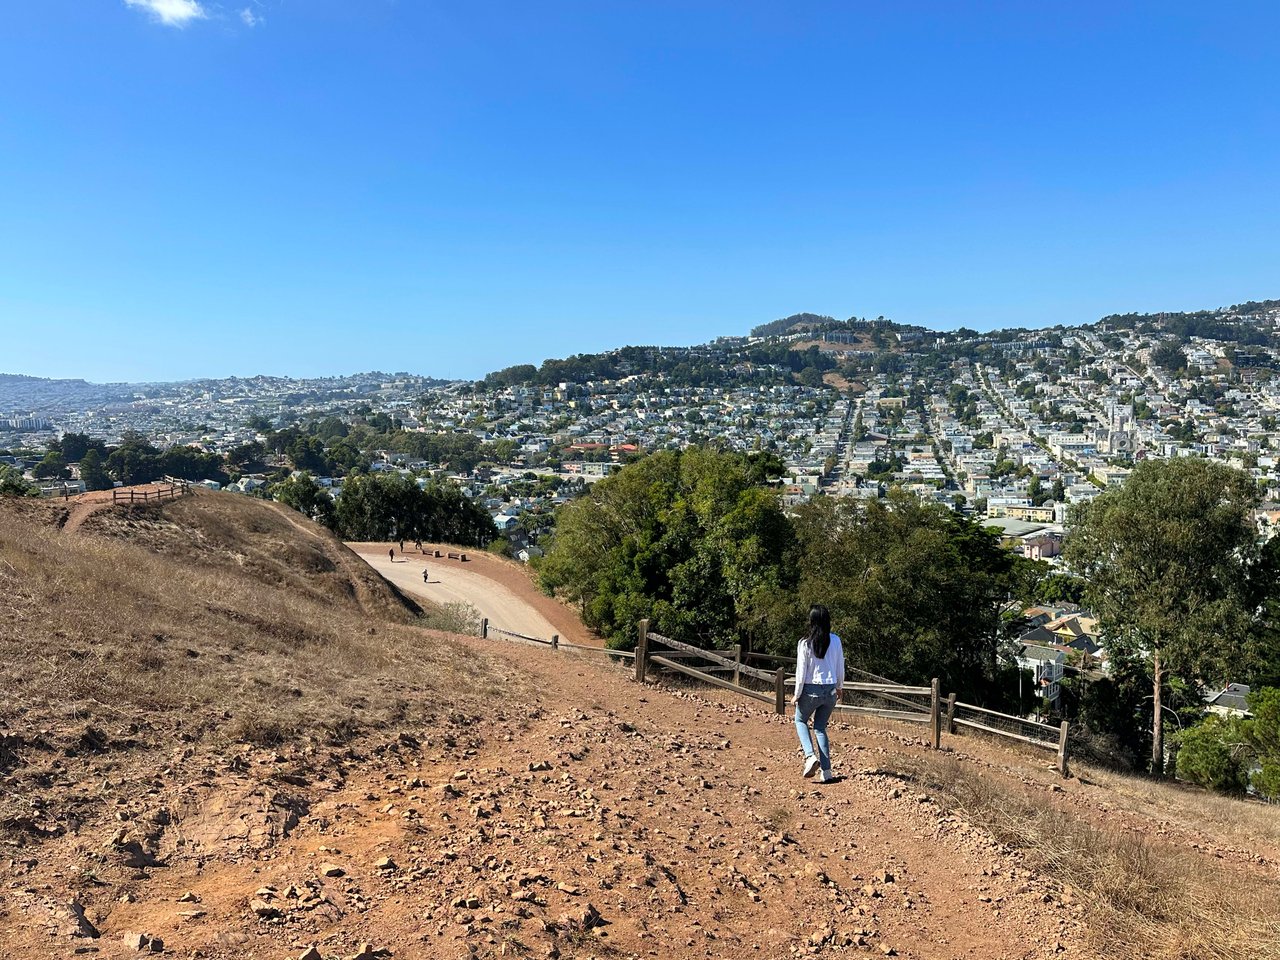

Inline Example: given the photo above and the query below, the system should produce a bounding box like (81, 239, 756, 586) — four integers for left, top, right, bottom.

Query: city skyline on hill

(3, 294, 1276, 387)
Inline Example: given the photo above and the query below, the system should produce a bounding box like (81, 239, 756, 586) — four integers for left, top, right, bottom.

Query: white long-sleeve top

(794, 633, 845, 698)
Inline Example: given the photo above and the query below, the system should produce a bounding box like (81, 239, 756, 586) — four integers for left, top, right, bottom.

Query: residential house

(1204, 683, 1252, 718)
(1016, 643, 1065, 705)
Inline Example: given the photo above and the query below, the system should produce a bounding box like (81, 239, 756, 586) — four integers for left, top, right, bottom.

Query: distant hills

(748, 313, 837, 338)
(0, 371, 453, 418)
(748, 312, 936, 341)
(0, 373, 134, 414)
(477, 298, 1279, 389)
(7, 298, 1279, 408)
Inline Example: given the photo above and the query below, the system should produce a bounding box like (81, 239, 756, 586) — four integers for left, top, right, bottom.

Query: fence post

(774, 668, 787, 716)
(635, 619, 650, 683)
(480, 617, 489, 639)
(945, 693, 958, 735)
(731, 644, 741, 686)
(551, 634, 559, 652)
(929, 678, 941, 750)
(1057, 721, 1070, 778)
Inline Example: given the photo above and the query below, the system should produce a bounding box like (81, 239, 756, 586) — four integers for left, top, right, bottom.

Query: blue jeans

(794, 683, 837, 773)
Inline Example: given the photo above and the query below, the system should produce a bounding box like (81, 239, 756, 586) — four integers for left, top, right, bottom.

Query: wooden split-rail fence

(475, 614, 1070, 777)
(111, 481, 191, 504)
(479, 618, 635, 663)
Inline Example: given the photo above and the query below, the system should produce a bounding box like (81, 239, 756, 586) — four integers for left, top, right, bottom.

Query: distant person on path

(792, 604, 844, 783)
(423, 567, 429, 584)
(389, 547, 395, 563)
(414, 539, 422, 552)
(400, 540, 405, 552)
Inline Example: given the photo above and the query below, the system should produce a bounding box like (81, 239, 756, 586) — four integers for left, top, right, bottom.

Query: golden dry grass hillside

(0, 490, 516, 846)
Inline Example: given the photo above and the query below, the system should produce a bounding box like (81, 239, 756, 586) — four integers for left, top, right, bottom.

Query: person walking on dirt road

(389, 547, 395, 563)
(423, 567, 429, 584)
(792, 604, 844, 783)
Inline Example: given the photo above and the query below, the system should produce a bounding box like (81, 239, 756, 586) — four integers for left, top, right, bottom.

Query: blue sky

(2, 2, 1277, 382)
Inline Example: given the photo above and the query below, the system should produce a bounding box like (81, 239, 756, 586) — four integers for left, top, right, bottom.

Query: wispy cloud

(124, 0, 208, 27)
(240, 7, 261, 27)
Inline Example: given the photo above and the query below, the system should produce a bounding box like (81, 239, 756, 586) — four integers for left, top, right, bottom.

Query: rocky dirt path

(4, 550, 1091, 960)
(7, 635, 1089, 960)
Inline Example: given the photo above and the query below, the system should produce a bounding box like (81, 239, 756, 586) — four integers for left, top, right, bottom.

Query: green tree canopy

(55, 432, 107, 463)
(538, 449, 795, 650)
(1246, 687, 1280, 800)
(1152, 341, 1186, 372)
(540, 454, 1031, 704)
(332, 472, 496, 546)
(0, 465, 37, 497)
(1065, 458, 1265, 775)
(780, 492, 1025, 697)
(272, 472, 337, 529)
(32, 451, 68, 480)
(1175, 715, 1251, 794)
(79, 448, 113, 492)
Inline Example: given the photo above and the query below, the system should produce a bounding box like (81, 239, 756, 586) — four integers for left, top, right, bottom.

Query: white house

(1016, 643, 1065, 705)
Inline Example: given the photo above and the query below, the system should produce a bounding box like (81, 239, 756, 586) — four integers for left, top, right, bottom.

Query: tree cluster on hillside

(255, 415, 529, 476)
(537, 449, 794, 651)
(104, 432, 229, 487)
(324, 472, 497, 545)
(778, 493, 1031, 699)
(25, 431, 230, 490)
(1151, 341, 1187, 373)
(272, 470, 496, 546)
(1065, 457, 1278, 775)
(538, 449, 1041, 707)
(0, 465, 38, 497)
(748, 313, 836, 338)
(480, 343, 831, 392)
(1099, 306, 1275, 346)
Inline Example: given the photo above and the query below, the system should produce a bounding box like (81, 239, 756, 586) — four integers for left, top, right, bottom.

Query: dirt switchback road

(348, 542, 589, 643)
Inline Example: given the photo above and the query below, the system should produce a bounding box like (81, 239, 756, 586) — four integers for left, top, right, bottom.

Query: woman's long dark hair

(807, 604, 832, 659)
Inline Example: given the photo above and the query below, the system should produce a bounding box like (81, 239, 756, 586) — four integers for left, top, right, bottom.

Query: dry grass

(1076, 760, 1280, 851)
(421, 600, 483, 636)
(0, 491, 519, 840)
(897, 752, 1280, 960)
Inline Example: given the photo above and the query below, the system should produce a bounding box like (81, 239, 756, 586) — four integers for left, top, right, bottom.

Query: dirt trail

(5, 633, 1090, 960)
(4, 537, 1092, 960)
(349, 543, 595, 645)
(61, 484, 185, 535)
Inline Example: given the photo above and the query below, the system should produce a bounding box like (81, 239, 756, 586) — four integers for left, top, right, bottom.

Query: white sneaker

(803, 757, 820, 779)
(817, 769, 832, 783)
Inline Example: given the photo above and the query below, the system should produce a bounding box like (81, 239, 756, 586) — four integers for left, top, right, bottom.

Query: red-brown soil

(2, 635, 1091, 960)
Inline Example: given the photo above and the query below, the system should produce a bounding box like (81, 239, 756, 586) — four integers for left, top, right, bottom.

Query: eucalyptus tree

(1066, 458, 1264, 775)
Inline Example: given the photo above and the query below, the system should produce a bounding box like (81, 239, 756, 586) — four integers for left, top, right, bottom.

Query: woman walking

(792, 604, 844, 783)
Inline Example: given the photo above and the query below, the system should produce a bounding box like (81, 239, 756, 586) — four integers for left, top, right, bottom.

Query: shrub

(1175, 716, 1250, 794)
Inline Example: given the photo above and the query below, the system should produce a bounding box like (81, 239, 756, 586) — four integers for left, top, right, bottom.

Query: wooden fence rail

(948, 699, 1070, 776)
(478, 616, 1066, 775)
(641, 627, 944, 750)
(111, 482, 191, 504)
(478, 618, 635, 661)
